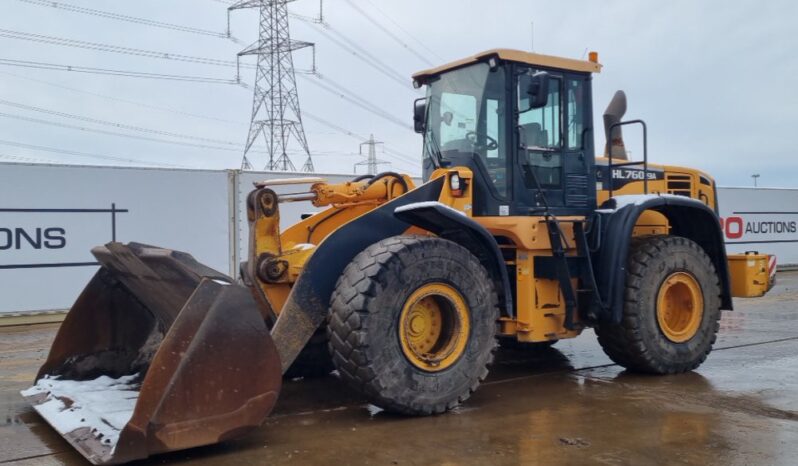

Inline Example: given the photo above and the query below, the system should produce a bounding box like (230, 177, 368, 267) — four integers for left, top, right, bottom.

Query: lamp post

(752, 174, 760, 187)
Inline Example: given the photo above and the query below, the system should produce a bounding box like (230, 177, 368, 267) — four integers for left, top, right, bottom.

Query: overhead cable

(16, 0, 235, 41)
(0, 28, 252, 69)
(300, 74, 412, 131)
(0, 58, 244, 84)
(361, 0, 445, 62)
(0, 138, 186, 167)
(342, 0, 436, 66)
(0, 70, 247, 126)
(0, 111, 266, 154)
(0, 98, 242, 146)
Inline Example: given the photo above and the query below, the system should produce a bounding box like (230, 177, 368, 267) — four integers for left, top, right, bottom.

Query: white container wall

(1, 162, 796, 315)
(0, 164, 231, 314)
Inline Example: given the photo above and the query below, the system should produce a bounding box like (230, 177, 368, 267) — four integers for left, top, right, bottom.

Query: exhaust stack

(603, 90, 628, 160)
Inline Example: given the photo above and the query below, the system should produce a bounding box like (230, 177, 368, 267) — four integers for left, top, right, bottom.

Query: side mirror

(413, 98, 427, 134)
(521, 71, 550, 111)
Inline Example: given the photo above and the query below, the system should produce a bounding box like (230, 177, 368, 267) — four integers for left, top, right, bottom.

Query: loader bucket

(21, 242, 282, 465)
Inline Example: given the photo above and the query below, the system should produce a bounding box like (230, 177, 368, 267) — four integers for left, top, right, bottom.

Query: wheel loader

(22, 49, 773, 464)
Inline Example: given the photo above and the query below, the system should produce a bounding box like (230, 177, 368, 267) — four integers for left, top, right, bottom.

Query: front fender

(269, 177, 445, 372)
(596, 194, 732, 323)
(393, 201, 514, 318)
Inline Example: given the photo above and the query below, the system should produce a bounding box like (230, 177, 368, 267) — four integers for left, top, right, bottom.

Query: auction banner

(0, 163, 230, 314)
(718, 187, 798, 267)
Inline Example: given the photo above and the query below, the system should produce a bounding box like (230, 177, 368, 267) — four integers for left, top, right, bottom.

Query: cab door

(513, 69, 596, 216)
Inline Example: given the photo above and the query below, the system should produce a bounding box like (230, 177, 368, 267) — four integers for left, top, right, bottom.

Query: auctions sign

(0, 205, 127, 270)
(717, 187, 798, 265)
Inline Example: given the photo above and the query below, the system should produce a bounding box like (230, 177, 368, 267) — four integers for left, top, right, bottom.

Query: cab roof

(412, 48, 602, 84)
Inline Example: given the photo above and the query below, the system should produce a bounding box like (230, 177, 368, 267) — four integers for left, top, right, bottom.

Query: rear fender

(596, 194, 733, 323)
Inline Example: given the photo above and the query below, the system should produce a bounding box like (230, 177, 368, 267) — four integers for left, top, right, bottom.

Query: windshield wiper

(425, 130, 443, 169)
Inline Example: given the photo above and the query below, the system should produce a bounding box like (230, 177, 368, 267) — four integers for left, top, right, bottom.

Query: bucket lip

(21, 373, 142, 465)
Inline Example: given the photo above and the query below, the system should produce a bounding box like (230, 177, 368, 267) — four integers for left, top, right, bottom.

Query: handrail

(607, 119, 648, 198)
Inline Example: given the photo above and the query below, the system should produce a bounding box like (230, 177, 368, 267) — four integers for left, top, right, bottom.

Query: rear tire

(595, 236, 722, 374)
(327, 235, 498, 415)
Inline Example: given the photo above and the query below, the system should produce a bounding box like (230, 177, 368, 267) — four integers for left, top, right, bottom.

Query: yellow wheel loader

(22, 49, 773, 464)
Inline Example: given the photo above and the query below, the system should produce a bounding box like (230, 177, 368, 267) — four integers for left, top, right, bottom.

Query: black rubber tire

(283, 329, 334, 379)
(327, 235, 498, 415)
(595, 236, 722, 374)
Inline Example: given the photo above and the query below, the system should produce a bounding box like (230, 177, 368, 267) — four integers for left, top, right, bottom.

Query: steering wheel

(465, 131, 498, 151)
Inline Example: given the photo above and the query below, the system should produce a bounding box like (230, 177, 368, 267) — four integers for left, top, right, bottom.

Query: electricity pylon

(229, 0, 315, 172)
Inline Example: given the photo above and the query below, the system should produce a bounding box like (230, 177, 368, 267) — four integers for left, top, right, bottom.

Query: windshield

(423, 63, 508, 196)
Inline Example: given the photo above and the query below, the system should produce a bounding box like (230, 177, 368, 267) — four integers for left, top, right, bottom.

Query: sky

(0, 0, 796, 187)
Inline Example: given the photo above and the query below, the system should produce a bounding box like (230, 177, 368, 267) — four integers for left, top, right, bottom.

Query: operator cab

(413, 49, 602, 217)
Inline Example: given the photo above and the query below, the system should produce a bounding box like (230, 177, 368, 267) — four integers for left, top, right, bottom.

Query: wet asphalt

(1, 273, 797, 465)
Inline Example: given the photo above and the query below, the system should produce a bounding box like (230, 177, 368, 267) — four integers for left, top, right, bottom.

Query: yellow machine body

(247, 158, 771, 346)
(727, 252, 771, 297)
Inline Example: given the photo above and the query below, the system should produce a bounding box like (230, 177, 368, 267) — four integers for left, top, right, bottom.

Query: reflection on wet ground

(2, 274, 798, 465)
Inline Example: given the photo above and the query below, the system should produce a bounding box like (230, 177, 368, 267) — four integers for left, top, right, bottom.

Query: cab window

(519, 76, 561, 149)
(439, 93, 476, 145)
(566, 79, 585, 149)
(518, 74, 562, 188)
(426, 63, 509, 197)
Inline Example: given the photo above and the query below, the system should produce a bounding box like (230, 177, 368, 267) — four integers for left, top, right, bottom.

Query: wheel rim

(398, 283, 470, 372)
(656, 272, 704, 343)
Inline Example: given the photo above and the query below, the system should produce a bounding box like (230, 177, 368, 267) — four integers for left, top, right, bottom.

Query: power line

(0, 29, 413, 135)
(302, 110, 418, 170)
(0, 98, 242, 146)
(0, 70, 247, 126)
(303, 110, 416, 159)
(0, 152, 62, 165)
(16, 0, 235, 41)
(0, 68, 418, 169)
(300, 74, 412, 131)
(0, 57, 243, 85)
(342, 0, 436, 67)
(0, 139, 186, 168)
(360, 0, 445, 62)
(302, 20, 411, 89)
(0, 28, 250, 68)
(0, 103, 419, 172)
(384, 147, 419, 166)
(0, 26, 419, 170)
(0, 111, 262, 154)
(0, 70, 342, 135)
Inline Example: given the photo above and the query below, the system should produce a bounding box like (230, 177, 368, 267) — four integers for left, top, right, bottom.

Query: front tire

(596, 236, 722, 374)
(327, 235, 498, 415)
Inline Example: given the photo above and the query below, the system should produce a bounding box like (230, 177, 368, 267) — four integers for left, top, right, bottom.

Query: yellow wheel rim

(398, 283, 470, 372)
(656, 272, 704, 343)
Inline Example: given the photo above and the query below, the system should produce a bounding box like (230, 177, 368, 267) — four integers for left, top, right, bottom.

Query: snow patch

(21, 374, 140, 452)
(394, 201, 466, 216)
(366, 404, 384, 417)
(600, 193, 701, 212)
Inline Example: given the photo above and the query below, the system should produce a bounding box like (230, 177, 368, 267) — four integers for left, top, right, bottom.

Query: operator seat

(521, 123, 548, 148)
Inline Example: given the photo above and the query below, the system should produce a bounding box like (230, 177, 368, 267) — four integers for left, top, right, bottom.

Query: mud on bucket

(21, 242, 282, 465)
